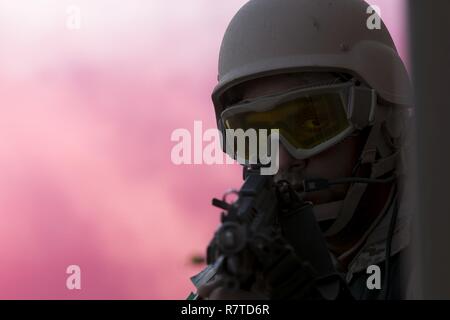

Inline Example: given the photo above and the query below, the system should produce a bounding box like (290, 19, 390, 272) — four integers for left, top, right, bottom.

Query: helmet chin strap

(312, 200, 343, 223)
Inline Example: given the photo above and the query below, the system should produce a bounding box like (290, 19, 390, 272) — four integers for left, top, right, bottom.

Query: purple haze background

(0, 0, 407, 299)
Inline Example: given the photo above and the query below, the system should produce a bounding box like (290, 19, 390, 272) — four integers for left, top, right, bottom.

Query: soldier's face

(239, 74, 363, 205)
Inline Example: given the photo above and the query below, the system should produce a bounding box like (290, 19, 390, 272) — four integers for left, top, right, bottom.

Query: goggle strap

(348, 86, 376, 130)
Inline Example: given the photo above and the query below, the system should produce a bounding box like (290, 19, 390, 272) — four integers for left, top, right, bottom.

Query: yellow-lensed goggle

(219, 81, 376, 161)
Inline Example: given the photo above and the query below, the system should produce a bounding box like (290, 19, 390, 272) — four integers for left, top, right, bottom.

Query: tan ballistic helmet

(212, 0, 411, 120)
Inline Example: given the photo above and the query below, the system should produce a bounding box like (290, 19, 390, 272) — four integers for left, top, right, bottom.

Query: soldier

(193, 0, 413, 300)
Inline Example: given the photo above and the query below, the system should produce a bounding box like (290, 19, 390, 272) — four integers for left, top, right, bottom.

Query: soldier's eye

(302, 118, 324, 130)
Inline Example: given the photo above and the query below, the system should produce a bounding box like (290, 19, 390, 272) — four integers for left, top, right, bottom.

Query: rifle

(188, 168, 338, 300)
